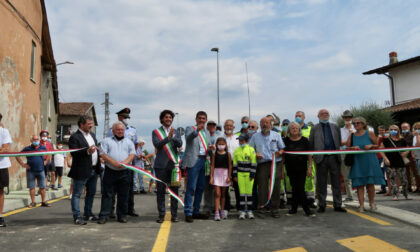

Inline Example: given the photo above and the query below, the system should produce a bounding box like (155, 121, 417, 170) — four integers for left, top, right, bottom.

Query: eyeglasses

(352, 122, 362, 125)
(249, 126, 256, 129)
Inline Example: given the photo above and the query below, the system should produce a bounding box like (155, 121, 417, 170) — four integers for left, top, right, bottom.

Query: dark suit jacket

(152, 126, 183, 169)
(309, 122, 342, 164)
(68, 130, 101, 180)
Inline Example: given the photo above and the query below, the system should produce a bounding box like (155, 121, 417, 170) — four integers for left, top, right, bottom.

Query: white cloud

(308, 52, 355, 70)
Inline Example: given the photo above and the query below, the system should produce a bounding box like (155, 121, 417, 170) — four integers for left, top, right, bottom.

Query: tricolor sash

(154, 127, 180, 164)
(0, 148, 86, 157)
(192, 126, 208, 154)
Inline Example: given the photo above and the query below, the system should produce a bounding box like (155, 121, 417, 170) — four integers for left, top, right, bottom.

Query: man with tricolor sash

(152, 110, 183, 223)
(183, 111, 213, 223)
(249, 117, 285, 218)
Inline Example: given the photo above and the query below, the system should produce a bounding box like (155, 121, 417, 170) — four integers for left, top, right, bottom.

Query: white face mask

(225, 130, 233, 135)
(41, 137, 48, 141)
(122, 118, 130, 125)
(57, 145, 63, 149)
(217, 145, 226, 151)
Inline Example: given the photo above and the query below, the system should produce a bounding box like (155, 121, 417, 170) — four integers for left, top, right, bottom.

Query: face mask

(384, 133, 390, 137)
(402, 129, 409, 134)
(390, 130, 398, 136)
(319, 120, 329, 124)
(32, 141, 40, 146)
(41, 137, 48, 141)
(241, 123, 249, 129)
(282, 126, 287, 132)
(48, 138, 52, 142)
(295, 117, 302, 124)
(417, 130, 420, 134)
(122, 118, 130, 125)
(262, 128, 270, 134)
(345, 120, 352, 125)
(248, 130, 256, 135)
(241, 143, 247, 148)
(114, 135, 124, 140)
(225, 130, 233, 135)
(57, 145, 63, 149)
(216, 130, 221, 135)
(217, 145, 226, 151)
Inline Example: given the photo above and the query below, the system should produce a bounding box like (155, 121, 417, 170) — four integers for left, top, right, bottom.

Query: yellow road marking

(3, 195, 69, 217)
(273, 247, 307, 252)
(337, 235, 408, 252)
(327, 204, 392, 226)
(151, 212, 172, 252)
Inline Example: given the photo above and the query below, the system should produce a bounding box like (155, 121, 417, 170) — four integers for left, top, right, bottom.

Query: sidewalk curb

(326, 196, 420, 229)
(4, 176, 71, 213)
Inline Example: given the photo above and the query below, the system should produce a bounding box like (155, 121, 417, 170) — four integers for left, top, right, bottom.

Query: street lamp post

(211, 48, 220, 125)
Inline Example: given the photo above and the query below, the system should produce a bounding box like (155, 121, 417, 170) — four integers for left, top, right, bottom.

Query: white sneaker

(68, 194, 72, 200)
(223, 210, 228, 219)
(358, 206, 365, 213)
(239, 212, 246, 219)
(247, 211, 255, 219)
(370, 203, 377, 211)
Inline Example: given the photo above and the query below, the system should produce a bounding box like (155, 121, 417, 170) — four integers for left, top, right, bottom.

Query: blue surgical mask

(390, 130, 398, 136)
(282, 126, 287, 132)
(384, 133, 390, 137)
(319, 120, 329, 124)
(32, 141, 40, 146)
(295, 117, 303, 124)
(241, 123, 249, 129)
(417, 130, 420, 134)
(402, 129, 409, 134)
(248, 130, 256, 135)
(241, 143, 247, 148)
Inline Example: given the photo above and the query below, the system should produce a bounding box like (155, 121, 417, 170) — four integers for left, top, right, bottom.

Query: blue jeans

(184, 157, 206, 216)
(71, 171, 98, 219)
(133, 171, 144, 191)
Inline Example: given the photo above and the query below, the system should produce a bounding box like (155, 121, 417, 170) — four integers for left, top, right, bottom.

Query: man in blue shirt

(98, 122, 136, 224)
(249, 117, 285, 218)
(16, 135, 50, 208)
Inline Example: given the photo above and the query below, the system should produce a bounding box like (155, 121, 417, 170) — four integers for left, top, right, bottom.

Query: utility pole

(101, 92, 112, 139)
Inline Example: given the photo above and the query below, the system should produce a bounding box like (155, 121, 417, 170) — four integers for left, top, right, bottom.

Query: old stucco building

(0, 0, 58, 190)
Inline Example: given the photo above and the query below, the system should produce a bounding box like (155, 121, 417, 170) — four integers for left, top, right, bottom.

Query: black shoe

(185, 215, 194, 223)
(171, 216, 179, 223)
(309, 203, 317, 209)
(140, 189, 147, 194)
(133, 191, 140, 195)
(288, 209, 297, 215)
(127, 211, 139, 217)
(118, 217, 128, 223)
(304, 210, 316, 217)
(109, 213, 116, 219)
(156, 216, 165, 223)
(193, 213, 209, 220)
(74, 217, 87, 225)
(97, 218, 107, 224)
(317, 207, 326, 213)
(376, 190, 386, 194)
(84, 215, 99, 221)
(334, 207, 347, 213)
(0, 217, 7, 227)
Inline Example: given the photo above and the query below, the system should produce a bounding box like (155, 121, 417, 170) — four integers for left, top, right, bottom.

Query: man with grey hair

(235, 116, 250, 136)
(248, 120, 259, 137)
(98, 122, 136, 224)
(309, 109, 346, 213)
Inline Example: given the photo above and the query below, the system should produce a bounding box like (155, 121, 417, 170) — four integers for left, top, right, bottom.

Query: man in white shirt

(340, 110, 355, 202)
(0, 113, 12, 227)
(222, 119, 240, 211)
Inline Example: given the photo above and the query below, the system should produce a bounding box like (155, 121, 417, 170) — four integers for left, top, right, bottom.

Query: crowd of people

(0, 108, 420, 227)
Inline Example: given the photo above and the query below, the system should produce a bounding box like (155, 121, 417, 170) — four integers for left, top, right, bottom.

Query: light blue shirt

(100, 136, 136, 170)
(107, 124, 138, 144)
(134, 145, 144, 168)
(249, 130, 285, 164)
(208, 131, 222, 145)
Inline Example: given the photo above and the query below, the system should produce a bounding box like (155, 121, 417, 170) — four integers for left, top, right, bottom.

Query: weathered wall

(0, 0, 43, 190)
(40, 70, 57, 140)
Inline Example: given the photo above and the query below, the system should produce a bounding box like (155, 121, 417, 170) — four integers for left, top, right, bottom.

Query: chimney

(389, 51, 398, 64)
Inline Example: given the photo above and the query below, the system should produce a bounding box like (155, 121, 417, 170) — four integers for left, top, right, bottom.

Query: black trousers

(287, 166, 309, 212)
(111, 169, 135, 214)
(99, 167, 130, 219)
(155, 167, 178, 217)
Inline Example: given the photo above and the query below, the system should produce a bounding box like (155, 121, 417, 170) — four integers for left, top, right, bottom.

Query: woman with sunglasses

(380, 125, 410, 200)
(346, 117, 385, 212)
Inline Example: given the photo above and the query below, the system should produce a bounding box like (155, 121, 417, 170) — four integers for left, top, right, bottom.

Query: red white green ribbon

(154, 127, 180, 165)
(284, 146, 420, 155)
(192, 126, 208, 154)
(266, 153, 276, 205)
(0, 148, 85, 157)
(121, 163, 184, 207)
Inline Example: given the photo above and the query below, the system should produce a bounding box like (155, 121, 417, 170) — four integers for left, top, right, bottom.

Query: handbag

(344, 133, 354, 166)
(388, 137, 410, 165)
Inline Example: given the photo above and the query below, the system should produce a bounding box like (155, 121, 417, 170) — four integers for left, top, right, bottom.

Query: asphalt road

(1, 185, 419, 252)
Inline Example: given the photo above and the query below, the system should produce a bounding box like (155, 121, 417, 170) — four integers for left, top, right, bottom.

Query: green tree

(334, 101, 395, 133)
